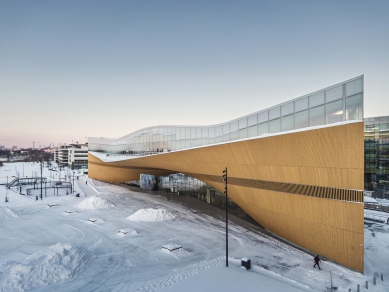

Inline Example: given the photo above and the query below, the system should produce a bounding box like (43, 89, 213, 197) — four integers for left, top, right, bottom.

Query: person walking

(313, 255, 321, 270)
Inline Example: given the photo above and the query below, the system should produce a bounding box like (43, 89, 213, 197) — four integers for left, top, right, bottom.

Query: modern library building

(89, 76, 366, 272)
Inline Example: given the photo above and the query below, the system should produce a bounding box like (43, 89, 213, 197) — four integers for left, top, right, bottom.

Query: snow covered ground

(0, 162, 388, 291)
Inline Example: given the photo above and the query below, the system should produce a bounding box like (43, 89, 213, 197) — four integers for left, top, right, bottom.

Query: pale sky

(1, 0, 388, 148)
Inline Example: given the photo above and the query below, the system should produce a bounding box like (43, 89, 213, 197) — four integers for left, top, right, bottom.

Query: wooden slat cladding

(88, 122, 365, 272)
(89, 160, 364, 202)
(185, 172, 364, 203)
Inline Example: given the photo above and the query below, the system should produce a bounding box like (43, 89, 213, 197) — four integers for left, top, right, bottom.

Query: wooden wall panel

(88, 122, 364, 272)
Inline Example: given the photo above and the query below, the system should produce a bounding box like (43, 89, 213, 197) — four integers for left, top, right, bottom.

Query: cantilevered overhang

(89, 121, 364, 272)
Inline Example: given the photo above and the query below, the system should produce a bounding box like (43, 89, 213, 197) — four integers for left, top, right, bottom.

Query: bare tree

(324, 271, 337, 291)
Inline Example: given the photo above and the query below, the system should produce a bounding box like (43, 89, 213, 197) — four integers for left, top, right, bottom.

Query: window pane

(186, 127, 191, 139)
(346, 78, 363, 97)
(295, 97, 308, 112)
(310, 105, 325, 126)
(215, 126, 222, 138)
(326, 99, 343, 124)
(281, 102, 294, 116)
(191, 127, 196, 139)
(269, 118, 281, 133)
(258, 122, 268, 135)
(269, 107, 280, 120)
(230, 130, 238, 140)
(295, 110, 309, 129)
(196, 127, 201, 139)
(215, 135, 222, 143)
(248, 114, 257, 126)
(223, 124, 229, 134)
(379, 123, 389, 131)
(238, 128, 247, 139)
(309, 92, 325, 108)
(202, 127, 208, 138)
(209, 127, 215, 138)
(173, 140, 178, 150)
(230, 121, 238, 132)
(222, 133, 230, 142)
(281, 114, 294, 131)
(248, 125, 257, 137)
(326, 85, 343, 102)
(346, 93, 363, 120)
(239, 118, 247, 129)
(258, 111, 268, 123)
(180, 128, 185, 139)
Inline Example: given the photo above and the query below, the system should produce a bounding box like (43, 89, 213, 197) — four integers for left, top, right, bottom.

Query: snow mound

(88, 218, 104, 224)
(127, 208, 175, 222)
(118, 228, 137, 236)
(160, 244, 189, 258)
(0, 207, 18, 220)
(162, 243, 182, 251)
(76, 196, 114, 210)
(0, 243, 93, 292)
(364, 196, 378, 203)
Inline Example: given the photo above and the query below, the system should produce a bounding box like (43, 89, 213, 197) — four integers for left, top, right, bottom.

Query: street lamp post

(5, 176, 9, 203)
(72, 171, 75, 193)
(222, 167, 228, 267)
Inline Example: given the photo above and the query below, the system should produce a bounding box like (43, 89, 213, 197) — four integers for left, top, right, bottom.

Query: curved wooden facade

(88, 121, 364, 272)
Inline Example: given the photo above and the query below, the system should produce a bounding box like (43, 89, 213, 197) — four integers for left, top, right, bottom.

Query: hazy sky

(1, 0, 388, 148)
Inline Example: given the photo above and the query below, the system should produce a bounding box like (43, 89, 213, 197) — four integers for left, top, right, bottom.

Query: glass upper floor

(89, 76, 364, 156)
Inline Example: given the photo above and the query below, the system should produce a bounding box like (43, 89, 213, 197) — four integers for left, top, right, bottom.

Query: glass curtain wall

(135, 173, 258, 225)
(89, 76, 364, 156)
(364, 116, 389, 199)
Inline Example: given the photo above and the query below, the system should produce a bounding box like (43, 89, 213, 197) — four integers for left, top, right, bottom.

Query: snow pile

(160, 244, 189, 258)
(127, 208, 175, 222)
(118, 228, 137, 236)
(76, 196, 114, 210)
(162, 243, 182, 251)
(0, 207, 18, 221)
(0, 243, 93, 292)
(160, 247, 190, 258)
(364, 196, 378, 203)
(88, 218, 104, 224)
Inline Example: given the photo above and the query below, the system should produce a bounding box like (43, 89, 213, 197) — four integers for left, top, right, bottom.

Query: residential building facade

(54, 144, 88, 170)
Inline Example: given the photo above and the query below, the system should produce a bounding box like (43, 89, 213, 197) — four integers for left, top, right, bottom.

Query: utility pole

(5, 176, 8, 202)
(72, 171, 75, 193)
(222, 167, 228, 267)
(40, 160, 43, 200)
